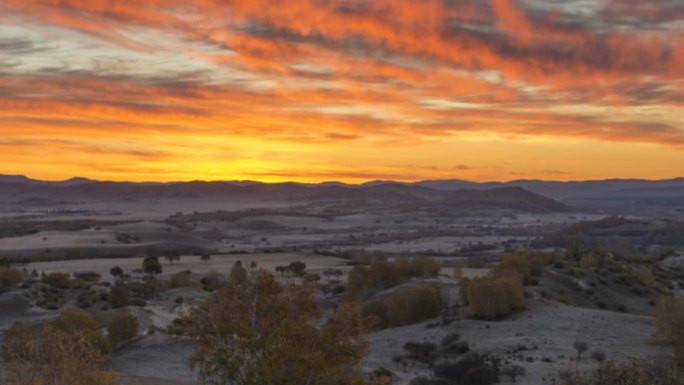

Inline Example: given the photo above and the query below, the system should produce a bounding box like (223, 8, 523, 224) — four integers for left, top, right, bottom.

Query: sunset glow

(1, 0, 683, 182)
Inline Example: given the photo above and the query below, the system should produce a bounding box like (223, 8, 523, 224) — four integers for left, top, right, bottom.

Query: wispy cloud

(0, 0, 682, 182)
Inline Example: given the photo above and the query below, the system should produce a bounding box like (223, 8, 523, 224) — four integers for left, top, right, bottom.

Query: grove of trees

(181, 270, 373, 385)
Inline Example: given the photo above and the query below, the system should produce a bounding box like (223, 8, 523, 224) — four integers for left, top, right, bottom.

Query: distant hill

(440, 187, 569, 213)
(0, 174, 682, 214)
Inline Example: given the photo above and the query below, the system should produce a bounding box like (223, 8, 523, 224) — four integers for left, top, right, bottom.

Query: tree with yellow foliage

(467, 276, 525, 320)
(182, 270, 372, 385)
(1, 321, 117, 385)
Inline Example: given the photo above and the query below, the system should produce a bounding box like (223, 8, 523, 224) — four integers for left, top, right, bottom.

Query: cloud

(0, 0, 682, 181)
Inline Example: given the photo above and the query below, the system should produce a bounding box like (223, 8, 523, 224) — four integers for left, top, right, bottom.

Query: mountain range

(1, 175, 683, 213)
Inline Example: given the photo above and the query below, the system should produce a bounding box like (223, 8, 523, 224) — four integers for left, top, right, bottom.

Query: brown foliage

(1, 323, 117, 385)
(182, 270, 372, 385)
(466, 275, 524, 320)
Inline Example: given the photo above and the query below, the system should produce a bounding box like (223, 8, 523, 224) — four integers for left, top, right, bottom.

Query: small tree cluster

(364, 285, 443, 328)
(274, 261, 307, 277)
(346, 256, 441, 301)
(0, 322, 117, 385)
(181, 270, 373, 385)
(491, 251, 553, 285)
(466, 275, 524, 320)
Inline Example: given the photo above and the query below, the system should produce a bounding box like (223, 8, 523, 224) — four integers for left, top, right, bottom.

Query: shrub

(467, 275, 524, 320)
(362, 301, 389, 330)
(41, 272, 72, 289)
(440, 333, 461, 354)
(169, 270, 194, 289)
(491, 251, 551, 285)
(433, 353, 498, 385)
(591, 351, 606, 364)
(108, 310, 138, 349)
(552, 358, 684, 385)
(108, 285, 129, 309)
(386, 285, 443, 327)
(0, 267, 25, 293)
(403, 341, 437, 363)
(654, 296, 684, 341)
(49, 309, 112, 355)
(74, 271, 101, 282)
(462, 365, 499, 385)
(1, 322, 117, 385)
(502, 365, 525, 382)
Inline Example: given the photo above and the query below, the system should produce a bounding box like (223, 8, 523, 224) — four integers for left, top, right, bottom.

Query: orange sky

(0, 0, 683, 183)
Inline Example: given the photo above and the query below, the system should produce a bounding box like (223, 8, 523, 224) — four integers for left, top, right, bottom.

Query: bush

(462, 365, 499, 385)
(440, 333, 461, 354)
(403, 341, 437, 363)
(0, 267, 25, 293)
(41, 272, 72, 289)
(386, 285, 443, 327)
(49, 309, 112, 355)
(467, 275, 524, 320)
(74, 271, 101, 282)
(362, 301, 389, 329)
(654, 296, 684, 342)
(491, 251, 552, 285)
(433, 353, 498, 385)
(552, 358, 684, 385)
(108, 310, 138, 349)
(108, 285, 130, 309)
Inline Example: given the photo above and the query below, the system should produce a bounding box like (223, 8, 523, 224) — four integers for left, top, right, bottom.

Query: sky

(0, 0, 683, 183)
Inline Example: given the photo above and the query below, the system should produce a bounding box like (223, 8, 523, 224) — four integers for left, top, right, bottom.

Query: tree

(49, 309, 112, 355)
(181, 270, 371, 385)
(109, 266, 123, 279)
(1, 322, 117, 385)
(654, 296, 684, 342)
(108, 310, 139, 349)
(201, 253, 212, 264)
(411, 256, 441, 278)
(0, 267, 25, 294)
(142, 255, 162, 276)
(288, 261, 307, 277)
(230, 260, 247, 283)
(323, 269, 343, 283)
(467, 276, 524, 320)
(591, 351, 606, 364)
(574, 340, 588, 360)
(164, 251, 181, 265)
(385, 285, 442, 327)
